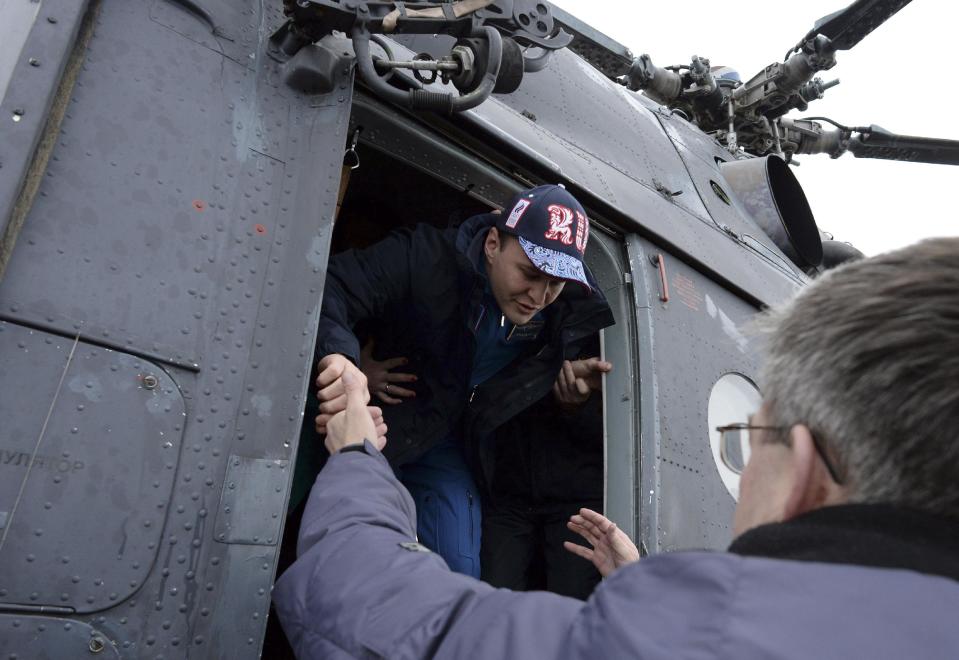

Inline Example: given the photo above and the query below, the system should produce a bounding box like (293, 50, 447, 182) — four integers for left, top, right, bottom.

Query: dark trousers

(481, 499, 602, 600)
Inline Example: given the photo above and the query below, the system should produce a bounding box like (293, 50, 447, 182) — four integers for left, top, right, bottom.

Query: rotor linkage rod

(374, 59, 461, 72)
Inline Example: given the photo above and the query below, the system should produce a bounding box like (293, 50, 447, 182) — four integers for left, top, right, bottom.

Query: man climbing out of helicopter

(308, 184, 614, 578)
(361, 331, 607, 599)
(276, 237, 959, 659)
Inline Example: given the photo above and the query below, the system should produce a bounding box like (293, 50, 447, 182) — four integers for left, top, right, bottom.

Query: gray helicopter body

(0, 0, 943, 656)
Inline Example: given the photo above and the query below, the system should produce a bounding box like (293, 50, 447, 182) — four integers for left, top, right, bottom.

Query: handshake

(313, 354, 387, 455)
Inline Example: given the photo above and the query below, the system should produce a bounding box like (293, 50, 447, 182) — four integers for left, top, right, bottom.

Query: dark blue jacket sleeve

(272, 441, 585, 659)
(316, 229, 418, 365)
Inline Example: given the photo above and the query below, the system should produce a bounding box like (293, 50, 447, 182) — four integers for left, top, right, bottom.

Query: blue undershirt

(406, 265, 541, 471)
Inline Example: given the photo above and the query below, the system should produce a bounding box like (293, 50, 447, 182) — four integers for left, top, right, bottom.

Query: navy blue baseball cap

(495, 184, 591, 290)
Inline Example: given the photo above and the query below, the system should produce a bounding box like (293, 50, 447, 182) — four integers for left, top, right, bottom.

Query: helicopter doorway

(265, 107, 639, 653)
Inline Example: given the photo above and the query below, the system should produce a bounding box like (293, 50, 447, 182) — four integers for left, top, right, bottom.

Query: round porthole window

(707, 373, 762, 500)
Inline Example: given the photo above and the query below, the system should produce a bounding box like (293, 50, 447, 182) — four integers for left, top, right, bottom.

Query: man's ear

(484, 226, 501, 263)
(781, 424, 834, 521)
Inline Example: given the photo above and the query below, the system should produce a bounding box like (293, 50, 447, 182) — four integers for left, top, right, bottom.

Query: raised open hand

(564, 508, 639, 577)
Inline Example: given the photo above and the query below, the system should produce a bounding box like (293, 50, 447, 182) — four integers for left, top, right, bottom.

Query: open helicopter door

(625, 237, 766, 555)
(0, 1, 354, 656)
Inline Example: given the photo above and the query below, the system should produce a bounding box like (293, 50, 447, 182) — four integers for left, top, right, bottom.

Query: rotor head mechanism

(271, 1, 571, 112)
(720, 156, 823, 269)
(451, 35, 525, 95)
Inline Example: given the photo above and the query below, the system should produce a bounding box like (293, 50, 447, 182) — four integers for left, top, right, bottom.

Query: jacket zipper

(467, 490, 475, 549)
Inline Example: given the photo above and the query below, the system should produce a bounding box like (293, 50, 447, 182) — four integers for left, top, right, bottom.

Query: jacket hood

(455, 212, 496, 272)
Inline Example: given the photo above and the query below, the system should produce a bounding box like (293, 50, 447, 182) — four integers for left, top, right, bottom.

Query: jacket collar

(728, 503, 959, 583)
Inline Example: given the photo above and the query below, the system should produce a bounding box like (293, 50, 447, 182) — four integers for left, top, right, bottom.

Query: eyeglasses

(716, 423, 845, 485)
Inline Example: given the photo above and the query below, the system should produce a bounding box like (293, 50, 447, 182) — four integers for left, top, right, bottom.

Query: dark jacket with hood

(316, 213, 614, 486)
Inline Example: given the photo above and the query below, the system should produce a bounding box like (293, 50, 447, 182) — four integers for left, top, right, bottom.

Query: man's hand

(552, 357, 613, 407)
(360, 339, 417, 405)
(564, 508, 640, 577)
(315, 353, 369, 434)
(325, 370, 388, 454)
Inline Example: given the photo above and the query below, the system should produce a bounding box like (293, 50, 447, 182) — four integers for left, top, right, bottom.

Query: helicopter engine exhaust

(720, 156, 823, 269)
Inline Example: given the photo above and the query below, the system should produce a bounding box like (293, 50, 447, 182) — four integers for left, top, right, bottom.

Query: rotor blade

(848, 126, 959, 165)
(806, 0, 912, 51)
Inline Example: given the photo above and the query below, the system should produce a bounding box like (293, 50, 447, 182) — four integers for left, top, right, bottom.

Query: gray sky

(554, 1, 958, 256)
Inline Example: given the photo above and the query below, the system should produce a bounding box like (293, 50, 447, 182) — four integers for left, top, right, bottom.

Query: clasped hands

(313, 353, 387, 454)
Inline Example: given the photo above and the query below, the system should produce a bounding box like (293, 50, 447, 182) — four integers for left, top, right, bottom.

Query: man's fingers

(563, 541, 594, 563)
(589, 359, 613, 373)
(554, 362, 574, 401)
(341, 371, 368, 410)
(606, 523, 624, 544)
(579, 508, 613, 533)
(563, 361, 576, 388)
(318, 394, 347, 415)
(386, 372, 417, 384)
(575, 378, 591, 398)
(571, 358, 613, 378)
(316, 363, 344, 389)
(568, 520, 601, 547)
(369, 407, 385, 435)
(314, 413, 332, 434)
(374, 391, 402, 405)
(317, 379, 345, 403)
(384, 384, 416, 398)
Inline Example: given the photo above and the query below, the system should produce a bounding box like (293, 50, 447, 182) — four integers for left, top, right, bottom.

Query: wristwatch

(339, 443, 369, 455)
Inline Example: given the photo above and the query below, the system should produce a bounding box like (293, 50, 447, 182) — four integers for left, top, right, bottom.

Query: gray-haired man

(275, 238, 959, 659)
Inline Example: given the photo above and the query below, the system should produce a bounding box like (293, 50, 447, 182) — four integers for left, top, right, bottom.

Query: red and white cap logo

(544, 204, 575, 245)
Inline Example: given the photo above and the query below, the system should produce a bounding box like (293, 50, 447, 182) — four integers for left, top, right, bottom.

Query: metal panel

(0, 0, 354, 655)
(0, 9, 292, 364)
(147, 0, 279, 67)
(0, 322, 185, 613)
(628, 236, 763, 553)
(654, 110, 804, 277)
(214, 456, 289, 545)
(0, 0, 93, 274)
(0, 614, 120, 658)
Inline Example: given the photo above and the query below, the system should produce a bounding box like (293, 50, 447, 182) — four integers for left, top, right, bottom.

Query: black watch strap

(339, 443, 369, 455)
